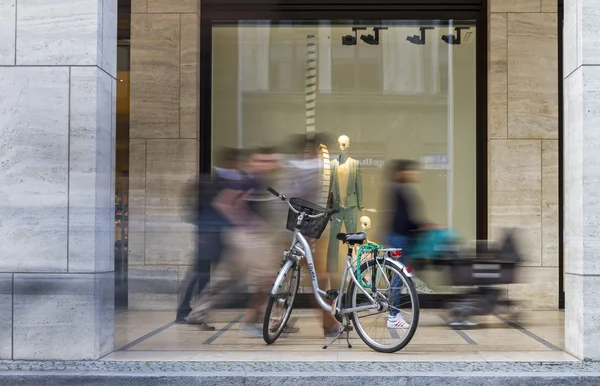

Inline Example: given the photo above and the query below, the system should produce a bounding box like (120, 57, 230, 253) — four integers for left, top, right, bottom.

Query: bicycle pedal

(325, 289, 339, 300)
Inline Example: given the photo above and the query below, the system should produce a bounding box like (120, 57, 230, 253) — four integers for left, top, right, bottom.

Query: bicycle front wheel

(346, 257, 420, 353)
(263, 260, 300, 344)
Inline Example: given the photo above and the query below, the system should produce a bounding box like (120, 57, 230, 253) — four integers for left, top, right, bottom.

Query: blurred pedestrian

(186, 147, 279, 336)
(270, 134, 340, 337)
(383, 159, 434, 329)
(180, 148, 249, 329)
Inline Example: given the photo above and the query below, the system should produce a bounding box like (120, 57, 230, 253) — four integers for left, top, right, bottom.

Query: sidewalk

(1, 360, 600, 385)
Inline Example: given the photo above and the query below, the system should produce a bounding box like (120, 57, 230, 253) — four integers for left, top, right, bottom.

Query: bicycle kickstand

(322, 326, 353, 350)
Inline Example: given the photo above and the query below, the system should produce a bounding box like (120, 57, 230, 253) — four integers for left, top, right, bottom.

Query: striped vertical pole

(305, 34, 317, 134)
(305, 34, 331, 207)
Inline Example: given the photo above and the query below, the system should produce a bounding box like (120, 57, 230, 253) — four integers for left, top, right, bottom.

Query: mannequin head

(338, 135, 350, 153)
(360, 216, 371, 232)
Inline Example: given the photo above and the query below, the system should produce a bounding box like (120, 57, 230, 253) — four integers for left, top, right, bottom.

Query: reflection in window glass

(212, 21, 477, 294)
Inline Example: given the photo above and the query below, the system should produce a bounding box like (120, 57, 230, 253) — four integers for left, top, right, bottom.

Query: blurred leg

(327, 210, 343, 273)
(177, 231, 223, 320)
(312, 236, 338, 333)
(387, 234, 409, 318)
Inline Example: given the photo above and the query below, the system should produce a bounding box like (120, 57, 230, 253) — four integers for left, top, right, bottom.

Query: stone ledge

(1, 371, 600, 386)
(1, 360, 600, 373)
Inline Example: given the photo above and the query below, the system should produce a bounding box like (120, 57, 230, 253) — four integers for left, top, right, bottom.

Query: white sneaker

(387, 315, 411, 329)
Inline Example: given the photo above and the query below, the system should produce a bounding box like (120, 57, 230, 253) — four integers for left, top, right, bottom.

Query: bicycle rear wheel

(263, 260, 300, 344)
(346, 257, 419, 353)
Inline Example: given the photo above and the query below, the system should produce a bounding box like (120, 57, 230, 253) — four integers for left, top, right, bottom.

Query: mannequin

(327, 135, 364, 273)
(360, 216, 372, 242)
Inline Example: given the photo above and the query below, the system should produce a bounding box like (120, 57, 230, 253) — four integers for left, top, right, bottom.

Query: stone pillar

(0, 0, 116, 360)
(487, 0, 559, 310)
(563, 0, 600, 361)
(128, 0, 200, 310)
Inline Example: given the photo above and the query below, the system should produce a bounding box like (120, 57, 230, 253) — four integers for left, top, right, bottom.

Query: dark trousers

(176, 230, 224, 318)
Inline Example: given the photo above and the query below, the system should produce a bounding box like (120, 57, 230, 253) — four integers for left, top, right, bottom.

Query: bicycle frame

(269, 229, 414, 316)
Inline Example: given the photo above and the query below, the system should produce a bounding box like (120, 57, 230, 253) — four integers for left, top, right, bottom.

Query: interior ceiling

(118, 0, 131, 41)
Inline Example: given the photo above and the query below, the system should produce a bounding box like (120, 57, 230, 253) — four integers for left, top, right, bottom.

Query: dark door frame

(558, 0, 564, 309)
(199, 0, 488, 308)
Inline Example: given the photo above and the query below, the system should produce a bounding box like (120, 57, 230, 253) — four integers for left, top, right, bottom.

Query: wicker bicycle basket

(285, 197, 329, 239)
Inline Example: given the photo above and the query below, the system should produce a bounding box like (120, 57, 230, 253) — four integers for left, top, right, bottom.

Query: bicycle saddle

(336, 232, 367, 245)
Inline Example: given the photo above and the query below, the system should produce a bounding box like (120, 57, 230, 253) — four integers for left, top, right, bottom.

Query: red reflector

(391, 251, 402, 257)
(405, 266, 412, 273)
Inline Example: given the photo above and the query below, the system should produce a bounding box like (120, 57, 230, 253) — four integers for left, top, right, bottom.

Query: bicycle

(262, 187, 420, 353)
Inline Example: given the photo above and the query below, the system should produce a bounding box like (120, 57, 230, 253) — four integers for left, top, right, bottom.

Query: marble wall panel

(13, 273, 114, 360)
(145, 139, 197, 265)
(0, 67, 69, 272)
(17, 0, 98, 65)
(542, 140, 559, 205)
(128, 265, 179, 311)
(131, 0, 147, 13)
(100, 0, 118, 78)
(542, 0, 558, 13)
(128, 139, 147, 266)
(147, 0, 198, 13)
(563, 0, 581, 77)
(508, 267, 558, 310)
(130, 13, 180, 139)
(0, 274, 12, 359)
(565, 274, 600, 360)
(581, 275, 600, 360)
(488, 0, 541, 13)
(542, 204, 559, 267)
(96, 271, 115, 356)
(0, 0, 15, 65)
(564, 69, 584, 276)
(489, 140, 542, 265)
(68, 67, 115, 273)
(565, 273, 584, 359)
(582, 0, 600, 65)
(581, 66, 600, 276)
(541, 140, 559, 267)
(507, 13, 558, 139)
(180, 14, 199, 139)
(488, 13, 508, 139)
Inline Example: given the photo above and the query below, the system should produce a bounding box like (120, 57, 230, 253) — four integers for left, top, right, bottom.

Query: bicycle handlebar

(267, 187, 285, 200)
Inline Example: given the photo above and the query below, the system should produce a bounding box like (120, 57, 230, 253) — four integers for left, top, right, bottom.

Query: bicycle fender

(270, 259, 295, 297)
(382, 258, 414, 278)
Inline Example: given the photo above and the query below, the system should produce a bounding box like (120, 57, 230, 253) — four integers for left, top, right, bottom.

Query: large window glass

(212, 21, 477, 294)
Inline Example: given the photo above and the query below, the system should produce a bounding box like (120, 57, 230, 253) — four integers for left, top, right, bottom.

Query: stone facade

(127, 0, 560, 311)
(563, 0, 600, 361)
(128, 0, 200, 310)
(487, 0, 559, 310)
(0, 0, 117, 359)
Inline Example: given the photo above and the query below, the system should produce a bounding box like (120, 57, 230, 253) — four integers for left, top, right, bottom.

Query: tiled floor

(105, 309, 576, 362)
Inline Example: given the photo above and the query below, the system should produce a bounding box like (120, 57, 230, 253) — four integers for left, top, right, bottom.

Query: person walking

(185, 147, 279, 336)
(383, 159, 435, 329)
(176, 148, 246, 329)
